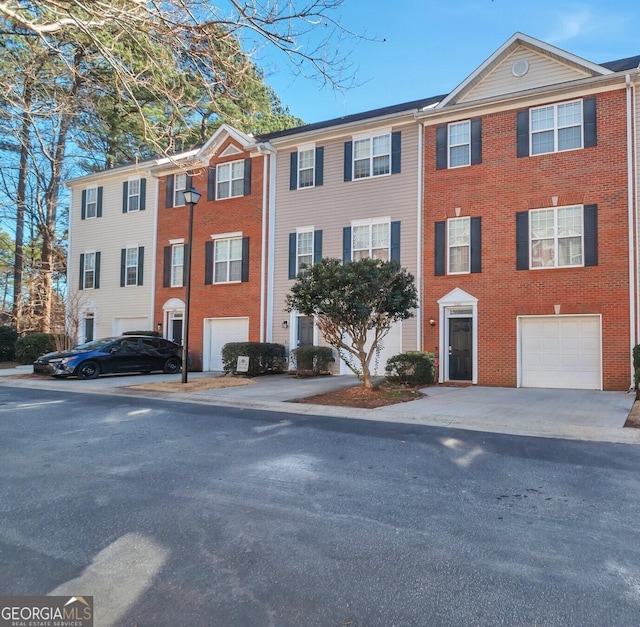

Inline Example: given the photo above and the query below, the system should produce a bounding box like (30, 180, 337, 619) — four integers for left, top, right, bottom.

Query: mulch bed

(624, 399, 640, 428)
(293, 383, 424, 409)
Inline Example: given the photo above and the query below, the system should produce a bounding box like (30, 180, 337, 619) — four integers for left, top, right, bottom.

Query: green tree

(286, 258, 418, 389)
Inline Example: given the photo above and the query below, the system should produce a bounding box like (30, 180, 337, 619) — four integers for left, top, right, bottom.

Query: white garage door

(205, 318, 249, 371)
(520, 316, 601, 389)
(113, 317, 149, 336)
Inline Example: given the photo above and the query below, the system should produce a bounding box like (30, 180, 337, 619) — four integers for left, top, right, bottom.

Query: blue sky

(260, 0, 640, 124)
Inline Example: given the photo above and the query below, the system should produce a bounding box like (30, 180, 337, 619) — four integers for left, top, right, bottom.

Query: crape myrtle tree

(0, 1, 357, 331)
(286, 258, 418, 389)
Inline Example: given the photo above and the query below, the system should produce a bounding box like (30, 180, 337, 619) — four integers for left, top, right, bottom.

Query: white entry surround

(518, 315, 602, 390)
(437, 288, 479, 384)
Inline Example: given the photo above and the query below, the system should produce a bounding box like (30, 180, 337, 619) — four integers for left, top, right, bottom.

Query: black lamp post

(181, 186, 201, 384)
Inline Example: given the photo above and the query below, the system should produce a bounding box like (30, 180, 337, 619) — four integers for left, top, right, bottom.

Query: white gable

(438, 288, 478, 306)
(440, 33, 611, 108)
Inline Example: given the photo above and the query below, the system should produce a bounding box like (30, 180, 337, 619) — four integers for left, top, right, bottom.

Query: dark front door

(84, 316, 94, 342)
(171, 318, 183, 345)
(297, 316, 314, 347)
(449, 318, 472, 381)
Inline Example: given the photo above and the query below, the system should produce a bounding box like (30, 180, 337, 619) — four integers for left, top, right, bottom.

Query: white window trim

(447, 216, 471, 275)
(448, 120, 471, 169)
(295, 227, 314, 273)
(351, 127, 392, 180)
(168, 238, 185, 245)
(174, 173, 187, 207)
(216, 159, 245, 200)
(124, 246, 139, 287)
(297, 143, 316, 189)
(83, 250, 97, 289)
(85, 187, 98, 219)
(171, 243, 184, 288)
(530, 99, 583, 156)
(213, 235, 243, 284)
(529, 205, 584, 269)
(127, 177, 141, 212)
(210, 231, 242, 241)
(351, 217, 391, 259)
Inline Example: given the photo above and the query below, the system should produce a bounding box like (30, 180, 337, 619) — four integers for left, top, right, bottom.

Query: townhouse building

(66, 161, 158, 342)
(417, 33, 640, 391)
(261, 96, 442, 374)
(152, 125, 267, 370)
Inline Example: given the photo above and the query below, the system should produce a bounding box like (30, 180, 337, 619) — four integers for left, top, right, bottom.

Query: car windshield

(72, 338, 116, 351)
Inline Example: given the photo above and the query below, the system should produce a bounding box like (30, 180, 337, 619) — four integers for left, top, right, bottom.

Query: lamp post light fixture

(181, 186, 201, 384)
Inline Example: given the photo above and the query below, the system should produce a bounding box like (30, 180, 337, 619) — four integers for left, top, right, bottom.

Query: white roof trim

(437, 32, 612, 109)
(197, 123, 255, 159)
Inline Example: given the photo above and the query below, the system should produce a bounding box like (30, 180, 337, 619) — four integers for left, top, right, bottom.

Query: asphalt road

(1, 385, 639, 627)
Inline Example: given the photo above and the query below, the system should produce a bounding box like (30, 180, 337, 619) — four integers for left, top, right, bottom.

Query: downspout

(149, 173, 160, 336)
(416, 121, 424, 350)
(257, 142, 277, 343)
(626, 73, 637, 389)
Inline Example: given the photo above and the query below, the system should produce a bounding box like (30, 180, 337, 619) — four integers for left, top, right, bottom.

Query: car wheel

(77, 361, 100, 380)
(163, 357, 181, 374)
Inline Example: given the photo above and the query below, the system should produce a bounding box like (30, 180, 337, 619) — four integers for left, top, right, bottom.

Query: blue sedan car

(33, 335, 183, 379)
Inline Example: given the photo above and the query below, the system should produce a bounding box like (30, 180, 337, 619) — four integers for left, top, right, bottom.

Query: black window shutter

(163, 246, 171, 287)
(120, 249, 126, 287)
(315, 147, 324, 186)
(471, 119, 482, 165)
(166, 174, 174, 208)
(241, 236, 250, 282)
(434, 221, 446, 276)
(391, 131, 401, 174)
(583, 97, 597, 148)
(517, 110, 529, 158)
(516, 211, 529, 270)
(314, 229, 323, 263)
(79, 254, 85, 289)
(140, 178, 146, 210)
(343, 227, 352, 263)
(344, 141, 353, 182)
(584, 204, 598, 266)
(94, 252, 101, 289)
(204, 242, 213, 285)
(182, 244, 190, 285)
(288, 233, 297, 279)
(122, 181, 129, 213)
(207, 168, 216, 201)
(390, 221, 401, 262)
(243, 158, 252, 196)
(436, 125, 447, 170)
(81, 190, 87, 220)
(470, 217, 482, 273)
(289, 152, 298, 190)
(97, 186, 103, 217)
(137, 246, 144, 286)
(186, 174, 193, 190)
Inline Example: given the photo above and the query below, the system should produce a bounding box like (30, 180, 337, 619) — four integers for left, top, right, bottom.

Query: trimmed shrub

(633, 345, 640, 393)
(385, 351, 436, 386)
(290, 345, 334, 375)
(0, 326, 18, 362)
(122, 330, 161, 337)
(15, 333, 57, 365)
(221, 342, 286, 376)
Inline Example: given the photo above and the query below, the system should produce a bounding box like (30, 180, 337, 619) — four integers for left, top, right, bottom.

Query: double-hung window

(448, 217, 471, 273)
(298, 148, 315, 188)
(296, 231, 313, 271)
(448, 121, 471, 168)
(171, 244, 184, 287)
(127, 179, 141, 212)
(354, 132, 391, 179)
(174, 173, 187, 207)
(217, 160, 245, 199)
(83, 252, 96, 289)
(530, 206, 583, 268)
(214, 237, 243, 283)
(125, 247, 139, 286)
(352, 221, 390, 260)
(85, 187, 98, 218)
(531, 100, 583, 155)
